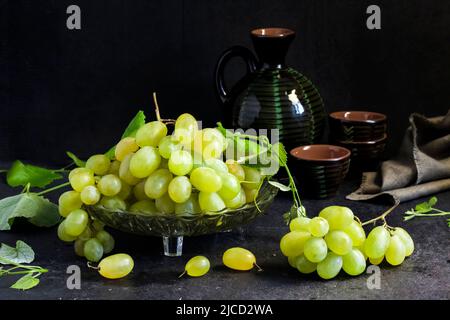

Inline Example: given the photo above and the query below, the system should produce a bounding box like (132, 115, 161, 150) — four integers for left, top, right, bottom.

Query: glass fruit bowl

(86, 182, 278, 256)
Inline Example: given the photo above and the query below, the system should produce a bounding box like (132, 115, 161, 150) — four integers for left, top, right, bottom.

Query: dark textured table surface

(0, 175, 449, 300)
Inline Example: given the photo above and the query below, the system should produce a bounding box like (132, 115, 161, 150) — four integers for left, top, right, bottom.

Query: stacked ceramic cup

(328, 111, 387, 171)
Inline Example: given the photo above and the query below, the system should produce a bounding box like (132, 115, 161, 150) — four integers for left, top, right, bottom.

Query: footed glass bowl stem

(163, 236, 184, 257)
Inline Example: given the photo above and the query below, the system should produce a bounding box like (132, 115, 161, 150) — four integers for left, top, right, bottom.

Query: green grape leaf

(66, 151, 86, 167)
(0, 193, 60, 230)
(10, 274, 40, 290)
(6, 161, 63, 188)
(268, 180, 291, 192)
(0, 240, 35, 264)
(414, 200, 433, 213)
(428, 196, 438, 207)
(105, 110, 146, 159)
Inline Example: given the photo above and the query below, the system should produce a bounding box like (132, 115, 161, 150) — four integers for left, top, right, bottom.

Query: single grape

(308, 217, 329, 237)
(392, 227, 414, 256)
(135, 121, 167, 147)
(69, 170, 95, 192)
(369, 256, 384, 265)
(223, 247, 257, 271)
(190, 167, 222, 193)
(129, 199, 158, 214)
(98, 254, 134, 279)
(132, 180, 148, 201)
(173, 113, 198, 146)
(57, 221, 77, 242)
(289, 217, 311, 232)
(175, 194, 201, 215)
(385, 235, 406, 266)
(319, 206, 354, 230)
(217, 172, 240, 200)
(303, 237, 328, 263)
(295, 254, 317, 274)
(100, 196, 127, 211)
(364, 226, 391, 259)
(78, 225, 94, 241)
(225, 160, 245, 181)
(116, 181, 132, 200)
(183, 256, 210, 277)
(68, 167, 91, 180)
(155, 193, 175, 214)
(168, 176, 192, 203)
(198, 192, 226, 212)
(108, 160, 121, 175)
(224, 188, 246, 209)
(130, 146, 161, 178)
(80, 185, 101, 205)
(74, 239, 86, 257)
(343, 220, 366, 247)
(325, 230, 353, 255)
(279, 231, 311, 257)
(115, 137, 139, 161)
(158, 135, 181, 159)
(65, 209, 89, 237)
(288, 256, 298, 268)
(317, 252, 343, 280)
(86, 154, 111, 175)
(97, 174, 122, 197)
(242, 166, 262, 190)
(144, 168, 173, 199)
(342, 248, 366, 276)
(84, 238, 104, 262)
(58, 190, 82, 217)
(204, 158, 228, 173)
(168, 150, 193, 176)
(96, 230, 115, 254)
(119, 153, 141, 185)
(244, 188, 258, 203)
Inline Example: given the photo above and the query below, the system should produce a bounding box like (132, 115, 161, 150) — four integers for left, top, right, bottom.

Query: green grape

(133, 180, 148, 201)
(168, 176, 192, 203)
(100, 196, 127, 211)
(115, 137, 139, 161)
(288, 256, 298, 268)
(369, 256, 384, 265)
(385, 235, 406, 266)
(175, 194, 201, 215)
(57, 221, 77, 242)
(158, 135, 181, 159)
(217, 172, 240, 200)
(173, 113, 198, 146)
(68, 167, 91, 180)
(80, 185, 101, 205)
(226, 160, 245, 181)
(190, 167, 222, 192)
(129, 199, 158, 214)
(295, 254, 317, 274)
(155, 193, 175, 214)
(119, 153, 141, 185)
(92, 220, 105, 231)
(65, 209, 89, 236)
(95, 230, 115, 254)
(74, 239, 86, 257)
(393, 227, 414, 256)
(86, 154, 111, 175)
(191, 152, 205, 170)
(355, 243, 367, 260)
(279, 231, 311, 257)
(135, 121, 168, 147)
(364, 226, 391, 259)
(289, 217, 311, 232)
(183, 256, 210, 277)
(242, 166, 262, 190)
(342, 248, 366, 276)
(325, 230, 353, 255)
(58, 190, 82, 217)
(193, 129, 224, 160)
(116, 181, 132, 200)
(198, 192, 225, 212)
(204, 158, 228, 173)
(343, 220, 366, 247)
(168, 150, 193, 176)
(317, 252, 343, 280)
(319, 206, 354, 230)
(308, 217, 329, 237)
(98, 254, 134, 279)
(224, 188, 246, 209)
(129, 146, 161, 178)
(108, 160, 121, 175)
(84, 238, 104, 262)
(97, 174, 122, 197)
(78, 225, 94, 241)
(244, 188, 258, 203)
(222, 247, 256, 271)
(303, 237, 328, 263)
(144, 168, 173, 199)
(69, 170, 95, 192)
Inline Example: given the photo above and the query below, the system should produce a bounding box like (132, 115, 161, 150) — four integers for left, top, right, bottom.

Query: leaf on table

(66, 151, 86, 167)
(10, 274, 40, 290)
(414, 201, 432, 213)
(105, 110, 146, 159)
(6, 161, 63, 188)
(427, 196, 438, 207)
(0, 240, 35, 264)
(268, 180, 291, 192)
(0, 193, 60, 230)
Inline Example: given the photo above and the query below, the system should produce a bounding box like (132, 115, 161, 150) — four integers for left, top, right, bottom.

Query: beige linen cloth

(347, 110, 450, 205)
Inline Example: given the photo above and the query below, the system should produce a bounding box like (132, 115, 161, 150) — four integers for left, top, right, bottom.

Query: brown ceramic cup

(329, 111, 387, 143)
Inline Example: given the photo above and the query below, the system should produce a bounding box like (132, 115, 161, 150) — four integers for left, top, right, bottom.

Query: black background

(1, 0, 450, 164)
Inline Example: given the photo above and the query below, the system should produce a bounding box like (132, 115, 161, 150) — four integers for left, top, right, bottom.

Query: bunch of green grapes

(57, 113, 265, 261)
(281, 206, 414, 279)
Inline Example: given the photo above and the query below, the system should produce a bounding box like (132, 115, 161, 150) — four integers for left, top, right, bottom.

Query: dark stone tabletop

(0, 172, 449, 300)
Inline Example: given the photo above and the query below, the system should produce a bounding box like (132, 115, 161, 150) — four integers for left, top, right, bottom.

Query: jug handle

(214, 46, 257, 104)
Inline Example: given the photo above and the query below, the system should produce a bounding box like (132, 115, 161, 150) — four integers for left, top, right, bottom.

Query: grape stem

(254, 262, 263, 272)
(361, 202, 399, 227)
(36, 182, 71, 196)
(178, 270, 187, 278)
(87, 262, 99, 270)
(152, 92, 175, 124)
